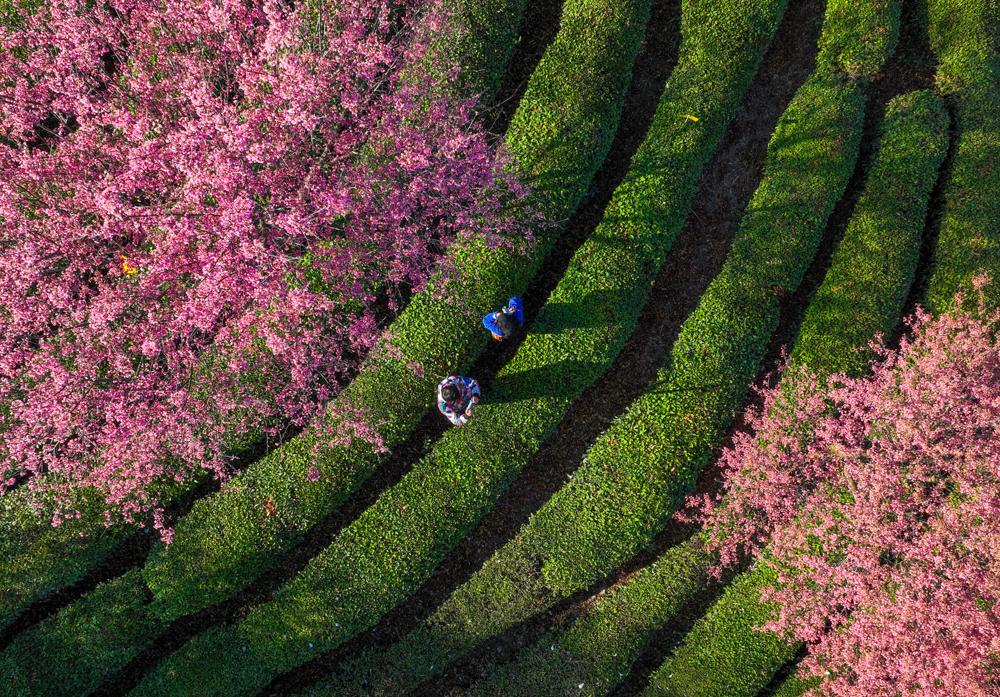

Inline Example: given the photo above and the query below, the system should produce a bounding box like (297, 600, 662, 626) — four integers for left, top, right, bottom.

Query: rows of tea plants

(639, 87, 950, 697)
(0, 0, 656, 691)
(294, 0, 887, 692)
(459, 82, 952, 697)
(924, 0, 1000, 312)
(142, 0, 650, 623)
(641, 1, 1000, 693)
(132, 0, 711, 689)
(1, 0, 998, 693)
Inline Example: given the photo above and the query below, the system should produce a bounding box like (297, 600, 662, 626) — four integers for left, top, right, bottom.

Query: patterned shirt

(437, 376, 481, 426)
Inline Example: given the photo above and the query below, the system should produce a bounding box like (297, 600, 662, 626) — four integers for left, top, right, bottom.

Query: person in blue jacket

(482, 296, 524, 341)
(437, 375, 481, 426)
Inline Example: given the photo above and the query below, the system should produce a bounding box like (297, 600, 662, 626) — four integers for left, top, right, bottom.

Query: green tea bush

(791, 90, 950, 376)
(466, 537, 710, 697)
(924, 0, 1000, 311)
(0, 489, 130, 631)
(772, 672, 822, 697)
(0, 571, 166, 697)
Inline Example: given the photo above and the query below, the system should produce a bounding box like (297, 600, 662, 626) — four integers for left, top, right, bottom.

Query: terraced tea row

(0, 0, 655, 692)
(923, 0, 1000, 312)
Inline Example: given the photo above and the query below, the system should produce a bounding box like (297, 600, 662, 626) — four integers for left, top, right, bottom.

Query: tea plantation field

(1, 0, 997, 695)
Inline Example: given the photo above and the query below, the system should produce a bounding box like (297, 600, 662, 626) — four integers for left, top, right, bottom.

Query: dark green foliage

(126, 627, 271, 697)
(467, 538, 710, 697)
(792, 89, 949, 375)
(0, 489, 125, 631)
(416, 0, 529, 100)
(816, 0, 899, 79)
(771, 672, 824, 697)
(924, 0, 1000, 311)
(641, 565, 794, 697)
(0, 571, 167, 697)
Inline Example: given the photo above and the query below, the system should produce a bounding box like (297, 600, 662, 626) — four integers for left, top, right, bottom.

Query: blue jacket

(482, 296, 524, 338)
(437, 376, 481, 426)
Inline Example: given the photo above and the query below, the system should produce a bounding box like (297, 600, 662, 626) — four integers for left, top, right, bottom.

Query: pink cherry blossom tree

(692, 285, 1000, 695)
(0, 0, 527, 524)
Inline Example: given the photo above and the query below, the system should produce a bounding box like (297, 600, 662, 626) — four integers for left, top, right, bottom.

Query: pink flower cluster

(0, 0, 526, 523)
(693, 292, 1000, 695)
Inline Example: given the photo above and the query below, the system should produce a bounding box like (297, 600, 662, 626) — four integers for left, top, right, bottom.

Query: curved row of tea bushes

(641, 563, 790, 697)
(0, 489, 131, 631)
(467, 535, 710, 697)
(0, 357, 283, 629)
(473, 85, 948, 697)
(301, 3, 889, 692)
(0, 572, 160, 697)
(923, 0, 1000, 312)
(423, 0, 529, 100)
(790, 90, 951, 374)
(0, 0, 653, 693)
(0, 0, 533, 633)
(640, 89, 949, 697)
(142, 0, 648, 624)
